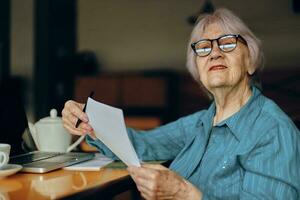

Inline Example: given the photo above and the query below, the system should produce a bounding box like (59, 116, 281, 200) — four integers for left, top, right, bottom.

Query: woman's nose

(210, 40, 222, 59)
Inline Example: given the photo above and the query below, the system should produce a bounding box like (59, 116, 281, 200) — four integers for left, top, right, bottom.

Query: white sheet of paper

(86, 98, 141, 167)
(63, 153, 113, 171)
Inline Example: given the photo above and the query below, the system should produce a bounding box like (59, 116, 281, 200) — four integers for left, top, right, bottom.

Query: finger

(63, 122, 91, 139)
(62, 115, 84, 131)
(130, 166, 184, 199)
(128, 166, 141, 182)
(128, 169, 153, 191)
(128, 171, 154, 199)
(127, 166, 140, 173)
(62, 111, 78, 127)
(156, 192, 174, 199)
(138, 178, 175, 200)
(138, 167, 160, 180)
(140, 191, 152, 200)
(69, 113, 79, 125)
(65, 100, 88, 122)
(86, 131, 96, 140)
(78, 122, 93, 132)
(128, 166, 161, 194)
(143, 164, 168, 170)
(137, 180, 173, 200)
(62, 109, 93, 133)
(132, 172, 161, 196)
(64, 122, 88, 136)
(62, 102, 89, 129)
(128, 165, 158, 178)
(127, 166, 144, 179)
(64, 100, 85, 110)
(135, 181, 156, 200)
(130, 171, 161, 200)
(157, 195, 174, 200)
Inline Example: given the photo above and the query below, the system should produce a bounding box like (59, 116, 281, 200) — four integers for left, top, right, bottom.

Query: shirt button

(222, 160, 228, 169)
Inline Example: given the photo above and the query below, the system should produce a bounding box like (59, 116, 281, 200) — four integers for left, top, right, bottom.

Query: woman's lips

(209, 65, 227, 71)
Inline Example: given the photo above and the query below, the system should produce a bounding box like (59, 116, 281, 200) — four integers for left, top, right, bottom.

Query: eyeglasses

(191, 34, 247, 57)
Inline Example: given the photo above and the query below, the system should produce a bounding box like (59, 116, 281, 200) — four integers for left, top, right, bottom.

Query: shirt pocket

(209, 155, 244, 193)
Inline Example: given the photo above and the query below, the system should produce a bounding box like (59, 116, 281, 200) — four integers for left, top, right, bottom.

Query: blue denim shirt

(87, 87, 300, 199)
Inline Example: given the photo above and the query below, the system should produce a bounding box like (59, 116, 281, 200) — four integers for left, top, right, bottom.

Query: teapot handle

(66, 135, 85, 152)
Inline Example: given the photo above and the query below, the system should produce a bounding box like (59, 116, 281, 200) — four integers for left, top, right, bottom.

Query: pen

(75, 91, 94, 128)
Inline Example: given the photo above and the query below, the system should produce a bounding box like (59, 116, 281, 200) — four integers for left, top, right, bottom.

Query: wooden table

(0, 168, 139, 200)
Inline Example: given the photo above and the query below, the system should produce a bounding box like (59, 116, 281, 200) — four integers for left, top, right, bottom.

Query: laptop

(8, 120, 95, 173)
(0, 79, 94, 173)
(9, 116, 95, 173)
(10, 150, 94, 173)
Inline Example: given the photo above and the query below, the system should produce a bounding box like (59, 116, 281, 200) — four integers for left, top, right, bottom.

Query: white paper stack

(64, 153, 113, 171)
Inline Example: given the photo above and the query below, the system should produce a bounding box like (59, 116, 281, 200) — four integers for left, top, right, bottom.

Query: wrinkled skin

(127, 164, 201, 200)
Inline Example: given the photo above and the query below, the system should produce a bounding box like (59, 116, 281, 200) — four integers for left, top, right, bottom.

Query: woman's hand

(127, 164, 202, 200)
(61, 100, 94, 137)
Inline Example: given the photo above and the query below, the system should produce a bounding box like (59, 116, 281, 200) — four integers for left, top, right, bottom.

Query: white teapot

(28, 109, 84, 152)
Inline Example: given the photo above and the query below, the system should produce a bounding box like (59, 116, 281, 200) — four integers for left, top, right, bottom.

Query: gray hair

(186, 8, 264, 91)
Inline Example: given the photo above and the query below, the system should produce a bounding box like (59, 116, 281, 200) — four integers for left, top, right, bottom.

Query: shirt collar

(197, 86, 264, 141)
(197, 100, 216, 137)
(215, 86, 264, 141)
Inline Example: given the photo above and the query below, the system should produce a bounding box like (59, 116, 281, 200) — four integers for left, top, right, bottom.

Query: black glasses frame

(191, 34, 247, 57)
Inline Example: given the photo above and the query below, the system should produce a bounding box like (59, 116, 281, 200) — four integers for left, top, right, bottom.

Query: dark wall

(293, 0, 300, 13)
(0, 78, 27, 156)
(0, 0, 10, 81)
(34, 0, 76, 119)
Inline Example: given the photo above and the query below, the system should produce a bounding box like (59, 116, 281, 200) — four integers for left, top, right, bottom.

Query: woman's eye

(196, 42, 211, 53)
(196, 47, 212, 54)
(219, 43, 236, 51)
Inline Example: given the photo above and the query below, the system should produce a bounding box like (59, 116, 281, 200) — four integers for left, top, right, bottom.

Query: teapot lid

(39, 109, 61, 123)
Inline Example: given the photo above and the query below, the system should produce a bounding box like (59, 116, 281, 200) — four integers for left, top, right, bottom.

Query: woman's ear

(247, 66, 255, 75)
(246, 57, 255, 75)
(244, 51, 254, 75)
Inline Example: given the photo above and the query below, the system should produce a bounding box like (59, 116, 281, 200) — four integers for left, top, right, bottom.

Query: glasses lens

(218, 35, 237, 52)
(194, 40, 212, 56)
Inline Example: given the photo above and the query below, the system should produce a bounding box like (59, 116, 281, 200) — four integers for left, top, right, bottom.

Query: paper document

(86, 98, 141, 167)
(64, 153, 113, 171)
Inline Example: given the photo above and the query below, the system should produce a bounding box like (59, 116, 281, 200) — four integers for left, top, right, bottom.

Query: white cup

(0, 144, 10, 169)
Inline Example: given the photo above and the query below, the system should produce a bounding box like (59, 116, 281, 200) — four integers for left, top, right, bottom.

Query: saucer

(0, 164, 22, 179)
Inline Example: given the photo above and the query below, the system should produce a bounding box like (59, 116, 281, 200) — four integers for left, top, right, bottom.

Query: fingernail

(83, 115, 89, 122)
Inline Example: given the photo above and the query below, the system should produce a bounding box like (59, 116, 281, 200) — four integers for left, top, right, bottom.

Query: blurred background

(1, 0, 300, 128)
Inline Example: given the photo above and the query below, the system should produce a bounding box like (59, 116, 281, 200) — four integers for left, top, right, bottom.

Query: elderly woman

(62, 8, 300, 200)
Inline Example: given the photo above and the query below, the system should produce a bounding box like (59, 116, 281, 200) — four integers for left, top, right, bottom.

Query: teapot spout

(28, 122, 40, 150)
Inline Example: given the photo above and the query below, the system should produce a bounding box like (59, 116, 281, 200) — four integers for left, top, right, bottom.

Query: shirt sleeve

(86, 116, 191, 161)
(239, 123, 300, 199)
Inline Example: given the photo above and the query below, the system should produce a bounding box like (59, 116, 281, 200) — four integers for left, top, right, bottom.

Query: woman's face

(196, 23, 251, 92)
